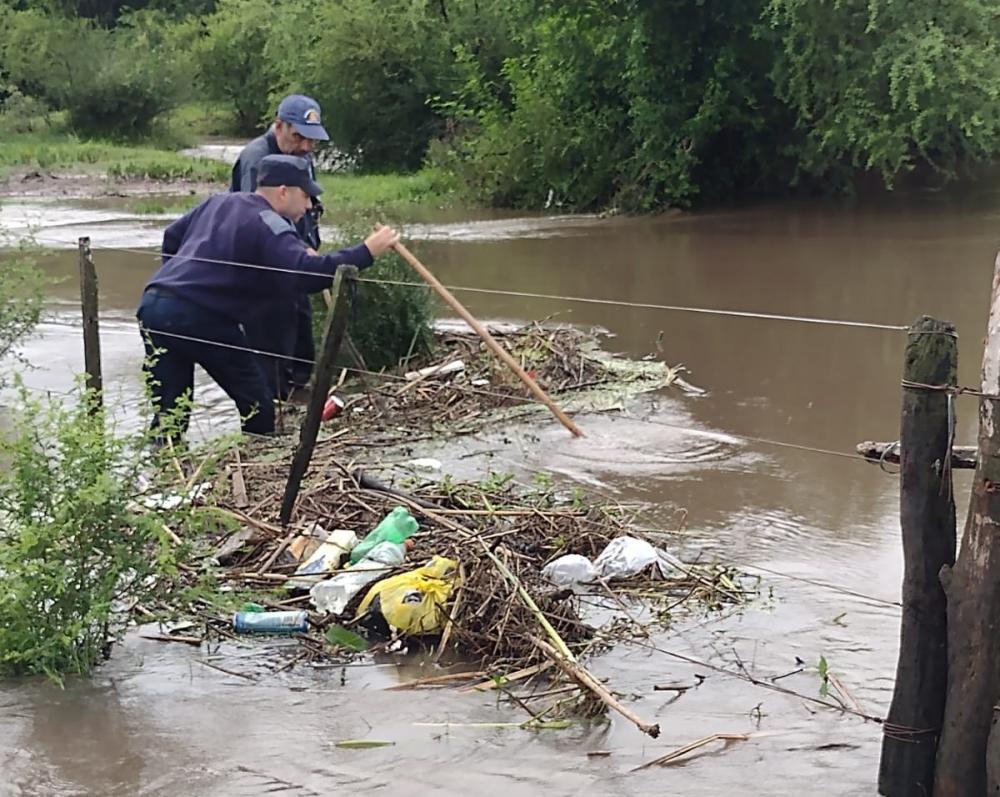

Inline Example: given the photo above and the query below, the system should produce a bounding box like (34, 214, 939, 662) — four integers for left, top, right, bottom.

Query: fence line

(20, 233, 914, 332)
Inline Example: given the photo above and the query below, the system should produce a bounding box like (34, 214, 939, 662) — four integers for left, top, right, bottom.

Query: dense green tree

(766, 0, 1000, 184)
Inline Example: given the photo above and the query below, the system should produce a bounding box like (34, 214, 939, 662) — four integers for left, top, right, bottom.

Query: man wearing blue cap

(137, 154, 399, 440)
(231, 94, 331, 400)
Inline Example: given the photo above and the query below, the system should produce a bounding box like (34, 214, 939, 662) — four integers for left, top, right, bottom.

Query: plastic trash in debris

(404, 359, 465, 381)
(310, 540, 409, 616)
(349, 506, 419, 565)
(594, 536, 670, 580)
(357, 555, 459, 635)
(541, 554, 598, 589)
(405, 458, 442, 472)
(139, 481, 212, 511)
(322, 394, 345, 422)
(233, 610, 308, 634)
(287, 529, 359, 589)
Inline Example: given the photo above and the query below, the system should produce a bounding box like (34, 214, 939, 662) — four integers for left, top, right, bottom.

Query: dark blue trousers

(137, 289, 275, 437)
(243, 294, 314, 399)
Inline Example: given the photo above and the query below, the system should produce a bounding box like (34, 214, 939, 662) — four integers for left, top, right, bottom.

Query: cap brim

(306, 178, 323, 196)
(291, 121, 330, 141)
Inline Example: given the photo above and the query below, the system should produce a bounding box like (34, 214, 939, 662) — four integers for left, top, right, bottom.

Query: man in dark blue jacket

(231, 94, 329, 398)
(138, 154, 399, 440)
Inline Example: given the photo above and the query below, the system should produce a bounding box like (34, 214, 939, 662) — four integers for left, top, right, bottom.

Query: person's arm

(161, 208, 195, 262)
(260, 221, 400, 293)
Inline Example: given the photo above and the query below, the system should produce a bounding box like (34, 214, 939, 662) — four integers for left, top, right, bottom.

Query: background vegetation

(2, 0, 999, 210)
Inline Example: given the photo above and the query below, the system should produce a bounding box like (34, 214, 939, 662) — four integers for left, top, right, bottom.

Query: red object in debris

(321, 395, 345, 422)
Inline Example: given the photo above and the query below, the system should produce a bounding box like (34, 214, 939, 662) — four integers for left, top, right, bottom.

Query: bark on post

(934, 253, 1000, 797)
(78, 236, 103, 411)
(878, 316, 957, 796)
(279, 266, 356, 527)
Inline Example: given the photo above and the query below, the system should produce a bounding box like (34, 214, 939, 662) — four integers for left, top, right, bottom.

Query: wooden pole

(392, 242, 584, 438)
(934, 253, 1000, 797)
(77, 237, 102, 410)
(878, 316, 957, 796)
(279, 266, 356, 527)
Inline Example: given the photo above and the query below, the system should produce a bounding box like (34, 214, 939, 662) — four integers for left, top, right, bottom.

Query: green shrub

(0, 388, 174, 680)
(0, 9, 190, 140)
(311, 224, 435, 372)
(190, 0, 284, 134)
(0, 249, 45, 381)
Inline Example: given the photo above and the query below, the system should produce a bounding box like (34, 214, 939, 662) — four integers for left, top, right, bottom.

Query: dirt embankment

(0, 167, 222, 199)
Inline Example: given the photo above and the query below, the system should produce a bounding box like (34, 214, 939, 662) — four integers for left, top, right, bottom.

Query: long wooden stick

(532, 636, 660, 738)
(392, 242, 584, 437)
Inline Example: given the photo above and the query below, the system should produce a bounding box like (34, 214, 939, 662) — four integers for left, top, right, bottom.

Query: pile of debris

(140, 322, 745, 734)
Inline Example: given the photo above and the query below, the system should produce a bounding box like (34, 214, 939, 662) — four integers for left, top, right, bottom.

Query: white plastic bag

(541, 554, 598, 588)
(309, 541, 405, 615)
(594, 536, 668, 580)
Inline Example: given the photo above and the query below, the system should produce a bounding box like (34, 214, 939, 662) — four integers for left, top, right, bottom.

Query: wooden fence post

(279, 266, 356, 527)
(78, 236, 102, 410)
(934, 253, 1000, 797)
(878, 316, 957, 796)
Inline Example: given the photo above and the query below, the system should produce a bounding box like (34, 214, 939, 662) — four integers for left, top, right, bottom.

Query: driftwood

(857, 441, 976, 470)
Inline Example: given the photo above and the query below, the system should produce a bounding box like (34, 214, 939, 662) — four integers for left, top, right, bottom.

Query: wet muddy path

(2, 179, 999, 795)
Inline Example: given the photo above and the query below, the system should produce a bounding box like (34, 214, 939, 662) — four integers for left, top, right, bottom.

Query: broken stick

(531, 635, 660, 738)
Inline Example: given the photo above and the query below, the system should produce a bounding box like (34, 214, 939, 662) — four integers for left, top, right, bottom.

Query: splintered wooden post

(935, 253, 1000, 797)
(280, 266, 356, 527)
(878, 316, 957, 797)
(78, 237, 103, 410)
(392, 241, 584, 437)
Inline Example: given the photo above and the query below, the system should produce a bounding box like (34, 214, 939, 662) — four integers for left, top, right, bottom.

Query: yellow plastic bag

(356, 556, 459, 635)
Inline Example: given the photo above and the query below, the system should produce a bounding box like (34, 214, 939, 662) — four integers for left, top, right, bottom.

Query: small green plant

(817, 654, 830, 698)
(0, 382, 231, 681)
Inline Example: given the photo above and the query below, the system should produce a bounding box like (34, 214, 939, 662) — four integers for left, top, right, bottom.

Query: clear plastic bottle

(310, 540, 407, 615)
(348, 507, 419, 564)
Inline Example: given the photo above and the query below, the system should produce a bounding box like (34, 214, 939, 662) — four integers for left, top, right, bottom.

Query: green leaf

(325, 624, 370, 652)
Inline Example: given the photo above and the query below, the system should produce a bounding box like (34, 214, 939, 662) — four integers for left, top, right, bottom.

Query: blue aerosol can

(233, 610, 308, 634)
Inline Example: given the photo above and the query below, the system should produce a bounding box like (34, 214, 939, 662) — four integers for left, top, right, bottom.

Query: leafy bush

(0, 388, 175, 680)
(0, 9, 190, 139)
(294, 0, 458, 171)
(311, 222, 435, 372)
(190, 0, 284, 133)
(0, 249, 45, 380)
(0, 379, 239, 680)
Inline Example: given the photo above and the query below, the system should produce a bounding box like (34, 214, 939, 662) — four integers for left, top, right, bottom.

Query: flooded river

(2, 181, 998, 795)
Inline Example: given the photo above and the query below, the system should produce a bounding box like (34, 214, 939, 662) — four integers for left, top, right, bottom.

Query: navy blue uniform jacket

(146, 192, 370, 324)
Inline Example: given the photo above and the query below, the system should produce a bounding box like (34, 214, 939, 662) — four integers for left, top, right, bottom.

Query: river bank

(0, 132, 462, 217)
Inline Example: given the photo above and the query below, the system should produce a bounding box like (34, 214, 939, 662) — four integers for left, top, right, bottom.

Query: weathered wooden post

(77, 236, 102, 411)
(878, 316, 957, 796)
(279, 266, 356, 527)
(934, 253, 1000, 797)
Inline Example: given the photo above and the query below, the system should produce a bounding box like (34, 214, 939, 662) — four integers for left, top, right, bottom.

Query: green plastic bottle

(349, 506, 419, 564)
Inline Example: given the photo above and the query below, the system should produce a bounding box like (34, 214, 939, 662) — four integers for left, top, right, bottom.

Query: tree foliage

(2, 0, 1000, 206)
(765, 0, 1000, 184)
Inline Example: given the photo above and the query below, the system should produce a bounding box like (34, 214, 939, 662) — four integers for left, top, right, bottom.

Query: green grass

(316, 167, 461, 214)
(0, 132, 231, 182)
(0, 127, 462, 213)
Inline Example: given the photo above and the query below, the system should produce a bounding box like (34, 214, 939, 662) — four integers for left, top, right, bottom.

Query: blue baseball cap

(257, 155, 323, 196)
(276, 94, 330, 141)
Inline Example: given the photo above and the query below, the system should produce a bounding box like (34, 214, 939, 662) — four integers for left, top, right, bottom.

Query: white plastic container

(309, 541, 406, 615)
(287, 529, 359, 589)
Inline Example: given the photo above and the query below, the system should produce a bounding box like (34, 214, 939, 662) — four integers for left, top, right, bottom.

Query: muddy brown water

(2, 184, 999, 796)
